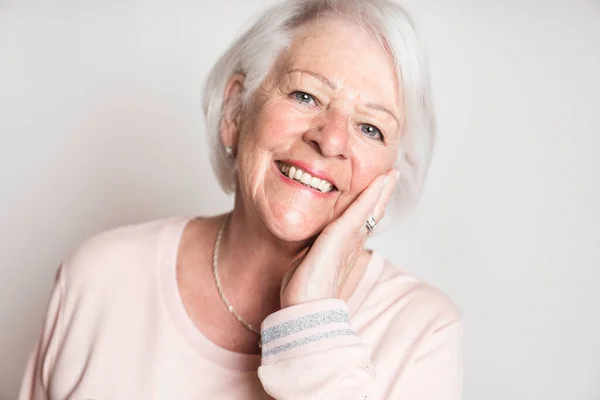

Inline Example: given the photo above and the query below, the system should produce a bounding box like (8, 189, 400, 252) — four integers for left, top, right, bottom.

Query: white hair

(202, 0, 436, 219)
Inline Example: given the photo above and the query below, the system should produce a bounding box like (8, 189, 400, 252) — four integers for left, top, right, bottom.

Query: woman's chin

(267, 209, 328, 243)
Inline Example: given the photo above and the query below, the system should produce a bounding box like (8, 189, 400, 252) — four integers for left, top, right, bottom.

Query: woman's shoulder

(60, 216, 191, 290)
(354, 255, 462, 388)
(359, 253, 461, 327)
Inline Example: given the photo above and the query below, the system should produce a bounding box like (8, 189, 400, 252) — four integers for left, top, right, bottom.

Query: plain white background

(1, 0, 599, 398)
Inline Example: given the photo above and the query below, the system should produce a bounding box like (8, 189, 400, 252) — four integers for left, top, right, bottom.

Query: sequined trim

(261, 309, 349, 345)
(262, 328, 356, 357)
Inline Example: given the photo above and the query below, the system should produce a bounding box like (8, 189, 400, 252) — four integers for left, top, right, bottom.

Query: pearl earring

(225, 146, 235, 159)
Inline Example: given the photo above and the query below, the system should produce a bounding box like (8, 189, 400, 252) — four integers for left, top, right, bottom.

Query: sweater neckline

(159, 217, 383, 371)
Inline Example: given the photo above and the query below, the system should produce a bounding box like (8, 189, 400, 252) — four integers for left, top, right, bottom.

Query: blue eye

(292, 91, 317, 106)
(361, 124, 383, 141)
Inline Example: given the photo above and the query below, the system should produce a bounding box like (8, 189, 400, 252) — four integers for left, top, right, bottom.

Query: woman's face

(228, 19, 403, 241)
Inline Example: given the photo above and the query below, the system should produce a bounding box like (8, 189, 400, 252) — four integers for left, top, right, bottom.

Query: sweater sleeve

(257, 299, 463, 400)
(19, 265, 65, 400)
(257, 299, 376, 399)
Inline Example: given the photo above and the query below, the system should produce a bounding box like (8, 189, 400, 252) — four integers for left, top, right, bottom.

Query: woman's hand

(280, 169, 400, 309)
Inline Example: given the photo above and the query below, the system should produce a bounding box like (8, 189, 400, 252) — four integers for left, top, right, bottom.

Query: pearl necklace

(212, 214, 261, 339)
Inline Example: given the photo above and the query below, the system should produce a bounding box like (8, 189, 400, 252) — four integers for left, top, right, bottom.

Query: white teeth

(277, 162, 334, 193)
(300, 173, 311, 185)
(318, 180, 328, 192)
(310, 176, 321, 189)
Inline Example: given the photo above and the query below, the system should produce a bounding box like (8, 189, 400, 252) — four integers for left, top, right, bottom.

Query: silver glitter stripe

(261, 309, 349, 345)
(262, 328, 356, 357)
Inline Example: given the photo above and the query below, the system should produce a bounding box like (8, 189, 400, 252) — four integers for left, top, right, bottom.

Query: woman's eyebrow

(365, 102, 400, 126)
(288, 68, 400, 126)
(289, 68, 337, 90)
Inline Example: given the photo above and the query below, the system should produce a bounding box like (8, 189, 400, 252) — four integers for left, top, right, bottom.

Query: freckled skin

(231, 19, 403, 242)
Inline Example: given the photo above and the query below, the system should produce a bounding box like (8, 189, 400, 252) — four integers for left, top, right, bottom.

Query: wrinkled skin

(220, 19, 403, 308)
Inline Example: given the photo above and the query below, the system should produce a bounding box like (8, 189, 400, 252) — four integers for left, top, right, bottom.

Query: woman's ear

(220, 74, 245, 151)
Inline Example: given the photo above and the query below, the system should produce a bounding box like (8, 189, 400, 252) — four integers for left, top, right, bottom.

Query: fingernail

(383, 176, 390, 186)
(395, 170, 401, 181)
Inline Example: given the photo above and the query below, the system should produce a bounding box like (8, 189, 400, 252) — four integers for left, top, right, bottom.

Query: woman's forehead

(278, 19, 402, 109)
(286, 20, 392, 72)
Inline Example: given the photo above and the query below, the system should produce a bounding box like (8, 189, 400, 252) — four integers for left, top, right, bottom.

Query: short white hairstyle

(202, 0, 436, 219)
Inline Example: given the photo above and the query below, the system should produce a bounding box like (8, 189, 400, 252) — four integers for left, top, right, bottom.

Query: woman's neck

(214, 202, 312, 322)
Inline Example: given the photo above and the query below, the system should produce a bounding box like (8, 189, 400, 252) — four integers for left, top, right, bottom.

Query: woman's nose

(303, 110, 350, 159)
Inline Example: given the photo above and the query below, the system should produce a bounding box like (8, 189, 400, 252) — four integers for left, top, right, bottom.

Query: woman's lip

(273, 162, 336, 195)
(276, 159, 338, 189)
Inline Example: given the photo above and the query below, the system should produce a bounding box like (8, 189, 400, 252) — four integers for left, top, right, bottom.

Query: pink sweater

(19, 218, 462, 399)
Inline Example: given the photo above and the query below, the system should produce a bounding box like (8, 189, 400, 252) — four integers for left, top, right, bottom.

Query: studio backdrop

(1, 0, 599, 399)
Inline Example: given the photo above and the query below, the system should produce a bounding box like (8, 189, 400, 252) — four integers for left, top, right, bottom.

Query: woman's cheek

(258, 104, 310, 144)
(352, 159, 380, 190)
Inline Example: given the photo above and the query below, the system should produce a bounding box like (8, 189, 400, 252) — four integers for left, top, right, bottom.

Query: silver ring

(364, 216, 377, 233)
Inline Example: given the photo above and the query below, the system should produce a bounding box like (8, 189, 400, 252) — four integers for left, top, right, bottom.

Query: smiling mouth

(276, 161, 337, 193)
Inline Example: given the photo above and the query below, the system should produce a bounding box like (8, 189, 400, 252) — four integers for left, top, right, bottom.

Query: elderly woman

(19, 0, 461, 399)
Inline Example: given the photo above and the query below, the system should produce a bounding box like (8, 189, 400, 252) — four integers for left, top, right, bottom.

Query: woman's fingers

(335, 169, 398, 235)
(358, 169, 398, 235)
(371, 169, 399, 222)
